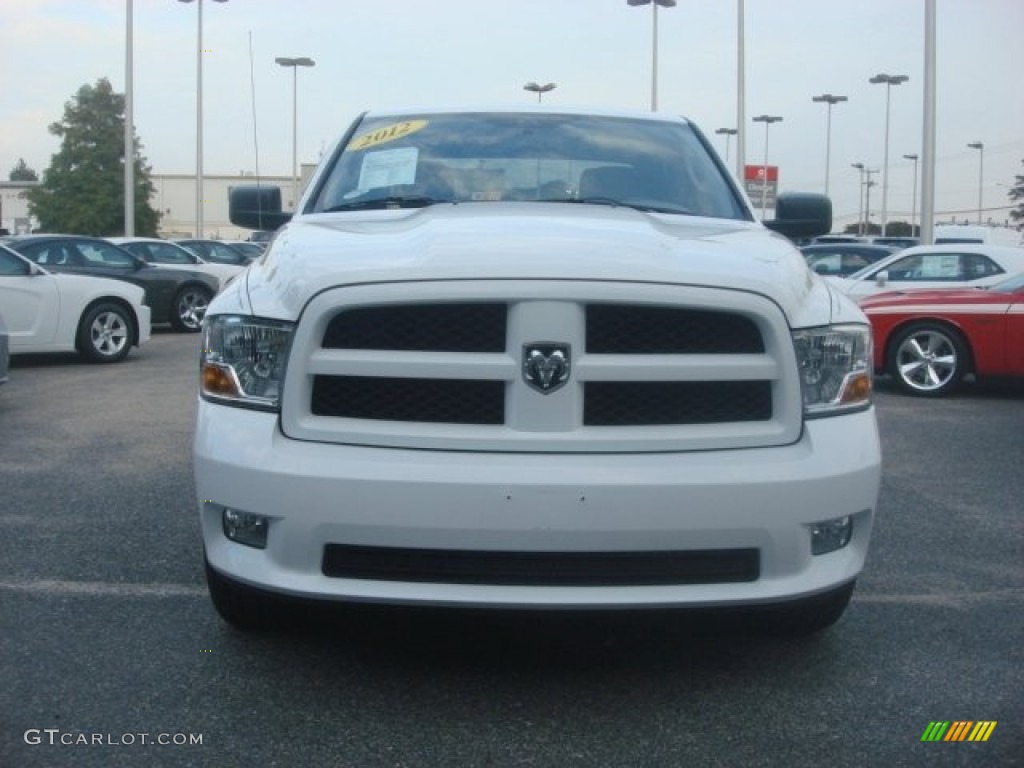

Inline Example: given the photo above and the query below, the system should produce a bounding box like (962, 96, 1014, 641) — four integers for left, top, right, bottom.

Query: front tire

(170, 285, 211, 332)
(887, 322, 968, 396)
(77, 303, 134, 363)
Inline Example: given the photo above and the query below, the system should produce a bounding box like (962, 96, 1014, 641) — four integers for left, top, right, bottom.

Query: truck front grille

(285, 283, 799, 452)
(584, 381, 772, 426)
(323, 303, 506, 352)
(586, 304, 764, 354)
(312, 376, 504, 424)
(310, 376, 773, 426)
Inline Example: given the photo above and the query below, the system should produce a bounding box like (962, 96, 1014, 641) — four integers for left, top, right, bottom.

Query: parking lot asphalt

(1, 331, 1021, 767)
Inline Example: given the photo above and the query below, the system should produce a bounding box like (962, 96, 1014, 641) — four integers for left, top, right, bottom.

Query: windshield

(847, 261, 885, 281)
(309, 112, 748, 221)
(990, 272, 1024, 293)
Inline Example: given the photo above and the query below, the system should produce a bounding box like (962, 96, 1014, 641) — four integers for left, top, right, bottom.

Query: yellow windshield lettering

(350, 120, 428, 151)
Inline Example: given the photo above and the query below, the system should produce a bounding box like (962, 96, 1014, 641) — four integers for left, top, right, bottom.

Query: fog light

(810, 515, 852, 555)
(219, 505, 270, 549)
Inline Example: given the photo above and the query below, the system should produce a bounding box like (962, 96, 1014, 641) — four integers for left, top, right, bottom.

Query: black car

(174, 239, 256, 266)
(2, 234, 219, 332)
(220, 241, 265, 261)
(800, 243, 898, 278)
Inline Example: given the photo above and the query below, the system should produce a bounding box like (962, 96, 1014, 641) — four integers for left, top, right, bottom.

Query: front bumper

(195, 402, 881, 609)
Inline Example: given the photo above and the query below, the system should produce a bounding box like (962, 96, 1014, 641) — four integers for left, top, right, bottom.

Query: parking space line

(0, 579, 206, 598)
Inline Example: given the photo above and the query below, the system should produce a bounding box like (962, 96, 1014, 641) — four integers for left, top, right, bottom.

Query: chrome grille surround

(281, 280, 803, 453)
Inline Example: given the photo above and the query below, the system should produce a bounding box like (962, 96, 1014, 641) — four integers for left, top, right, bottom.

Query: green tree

(1010, 159, 1024, 230)
(9, 158, 38, 181)
(883, 220, 915, 237)
(27, 78, 160, 236)
(843, 221, 881, 237)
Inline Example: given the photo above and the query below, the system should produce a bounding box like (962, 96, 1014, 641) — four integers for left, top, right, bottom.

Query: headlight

(792, 324, 872, 418)
(200, 315, 294, 411)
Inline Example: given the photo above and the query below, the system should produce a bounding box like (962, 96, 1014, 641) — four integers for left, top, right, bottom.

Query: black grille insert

(587, 305, 764, 354)
(323, 303, 507, 352)
(322, 544, 760, 586)
(312, 376, 504, 424)
(584, 381, 772, 426)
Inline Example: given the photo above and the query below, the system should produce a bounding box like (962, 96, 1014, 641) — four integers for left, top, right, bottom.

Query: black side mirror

(229, 186, 292, 231)
(764, 193, 832, 240)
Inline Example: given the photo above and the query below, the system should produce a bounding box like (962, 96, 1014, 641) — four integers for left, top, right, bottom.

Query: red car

(861, 272, 1024, 396)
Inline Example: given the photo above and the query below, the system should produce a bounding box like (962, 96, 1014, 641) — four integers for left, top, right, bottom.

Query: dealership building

(1, 166, 313, 239)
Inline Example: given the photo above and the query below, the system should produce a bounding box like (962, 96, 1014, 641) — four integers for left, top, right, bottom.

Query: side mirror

(875, 270, 889, 286)
(229, 186, 292, 231)
(764, 193, 832, 240)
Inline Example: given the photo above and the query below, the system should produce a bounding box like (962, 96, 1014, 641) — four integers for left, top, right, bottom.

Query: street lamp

(523, 82, 556, 103)
(178, 0, 228, 238)
(869, 73, 908, 236)
(851, 163, 866, 236)
(276, 56, 316, 209)
(967, 142, 984, 224)
(735, 0, 746, 180)
(752, 114, 781, 219)
(627, 0, 677, 111)
(811, 93, 847, 197)
(903, 153, 919, 236)
(715, 128, 737, 163)
(851, 163, 877, 236)
(864, 168, 878, 234)
(125, 0, 134, 236)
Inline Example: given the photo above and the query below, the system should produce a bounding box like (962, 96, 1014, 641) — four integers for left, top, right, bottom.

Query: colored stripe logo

(921, 721, 997, 742)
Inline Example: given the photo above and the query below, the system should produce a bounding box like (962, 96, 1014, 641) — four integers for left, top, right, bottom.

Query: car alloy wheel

(77, 303, 133, 363)
(173, 286, 211, 332)
(888, 322, 967, 396)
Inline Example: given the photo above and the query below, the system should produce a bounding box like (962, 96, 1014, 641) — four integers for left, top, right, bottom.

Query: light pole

(179, 0, 228, 238)
(967, 141, 984, 224)
(523, 82, 556, 103)
(903, 153, 919, 236)
(752, 115, 781, 219)
(851, 163, 866, 236)
(869, 73, 908, 236)
(715, 128, 737, 163)
(735, 0, 746, 180)
(276, 56, 316, 209)
(811, 93, 847, 197)
(851, 163, 878, 236)
(627, 0, 677, 111)
(864, 168, 878, 235)
(920, 0, 936, 244)
(124, 0, 134, 236)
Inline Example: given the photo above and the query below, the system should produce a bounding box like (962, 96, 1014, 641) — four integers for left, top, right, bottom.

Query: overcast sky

(2, 0, 1022, 230)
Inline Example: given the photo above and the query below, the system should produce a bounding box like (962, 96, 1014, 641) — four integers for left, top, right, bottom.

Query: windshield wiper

(325, 195, 449, 212)
(541, 197, 694, 215)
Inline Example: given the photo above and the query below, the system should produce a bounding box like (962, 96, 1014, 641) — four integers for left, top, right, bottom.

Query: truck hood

(232, 203, 836, 327)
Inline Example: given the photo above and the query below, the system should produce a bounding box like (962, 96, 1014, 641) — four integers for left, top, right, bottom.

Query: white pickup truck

(195, 106, 881, 633)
